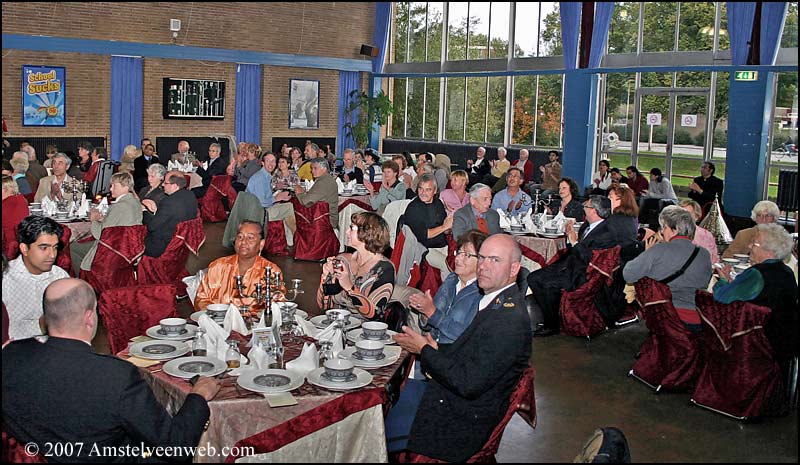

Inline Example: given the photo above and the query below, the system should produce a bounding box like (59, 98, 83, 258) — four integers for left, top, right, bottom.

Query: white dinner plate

(339, 192, 355, 197)
(306, 367, 373, 391)
(339, 346, 402, 370)
(129, 340, 190, 360)
(503, 229, 530, 236)
(238, 369, 305, 394)
(537, 232, 564, 239)
(162, 356, 228, 379)
(309, 315, 362, 332)
(346, 328, 398, 345)
(145, 324, 199, 341)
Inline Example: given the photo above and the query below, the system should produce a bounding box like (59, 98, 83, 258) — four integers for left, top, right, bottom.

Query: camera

(333, 258, 344, 272)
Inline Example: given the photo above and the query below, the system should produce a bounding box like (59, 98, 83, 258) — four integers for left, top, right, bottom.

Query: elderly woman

(678, 199, 719, 264)
(317, 211, 395, 320)
(2, 176, 29, 243)
(232, 143, 262, 192)
(548, 177, 585, 222)
(713, 223, 798, 372)
(9, 157, 32, 195)
(408, 229, 487, 344)
(119, 144, 139, 174)
(723, 200, 780, 258)
(138, 163, 167, 208)
(624, 206, 712, 333)
(70, 172, 142, 274)
(439, 170, 469, 217)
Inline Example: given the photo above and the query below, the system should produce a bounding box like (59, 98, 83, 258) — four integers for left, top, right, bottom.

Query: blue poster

(22, 65, 66, 126)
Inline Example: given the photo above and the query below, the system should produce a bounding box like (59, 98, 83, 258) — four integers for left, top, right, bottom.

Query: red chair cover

(629, 278, 702, 391)
(55, 227, 73, 277)
(2, 430, 46, 463)
(397, 366, 536, 463)
(23, 192, 36, 203)
(418, 259, 443, 297)
(98, 284, 178, 355)
(199, 175, 237, 222)
(371, 181, 382, 192)
(183, 174, 191, 187)
(559, 246, 620, 339)
(79, 225, 147, 294)
(264, 220, 289, 256)
(291, 197, 339, 261)
(338, 198, 373, 212)
(2, 195, 29, 259)
(519, 243, 546, 268)
(83, 160, 100, 184)
(444, 232, 457, 272)
(137, 217, 205, 295)
(390, 228, 407, 272)
(690, 292, 782, 419)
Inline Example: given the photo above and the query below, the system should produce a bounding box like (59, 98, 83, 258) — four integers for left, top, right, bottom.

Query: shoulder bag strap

(660, 246, 701, 284)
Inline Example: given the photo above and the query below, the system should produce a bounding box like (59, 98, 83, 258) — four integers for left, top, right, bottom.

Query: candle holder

(232, 267, 304, 326)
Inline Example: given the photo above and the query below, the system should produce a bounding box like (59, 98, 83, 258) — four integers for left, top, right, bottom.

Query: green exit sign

(735, 71, 759, 81)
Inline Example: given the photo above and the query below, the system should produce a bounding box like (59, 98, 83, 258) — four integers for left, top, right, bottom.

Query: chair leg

(688, 398, 748, 421)
(789, 356, 799, 411)
(628, 369, 661, 393)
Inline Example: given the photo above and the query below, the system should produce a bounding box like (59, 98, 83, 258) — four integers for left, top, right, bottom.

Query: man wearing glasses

(142, 170, 198, 257)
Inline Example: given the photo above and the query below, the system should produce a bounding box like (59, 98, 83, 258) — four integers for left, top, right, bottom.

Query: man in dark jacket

(142, 170, 198, 257)
(191, 143, 228, 198)
(133, 143, 162, 192)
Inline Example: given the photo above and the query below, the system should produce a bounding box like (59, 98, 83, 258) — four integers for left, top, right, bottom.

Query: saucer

(129, 340, 190, 360)
(346, 328, 398, 345)
(309, 315, 362, 332)
(162, 356, 227, 379)
(306, 367, 373, 391)
(238, 369, 305, 394)
(145, 324, 199, 341)
(340, 346, 402, 369)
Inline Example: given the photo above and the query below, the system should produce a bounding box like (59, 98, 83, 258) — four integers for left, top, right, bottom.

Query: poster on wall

(22, 65, 66, 126)
(289, 79, 319, 129)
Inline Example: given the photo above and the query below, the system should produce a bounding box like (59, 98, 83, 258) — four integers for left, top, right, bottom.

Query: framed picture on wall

(289, 79, 319, 129)
(22, 65, 66, 126)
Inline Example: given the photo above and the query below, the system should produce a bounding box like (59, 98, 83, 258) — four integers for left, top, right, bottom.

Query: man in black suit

(142, 170, 198, 257)
(132, 143, 162, 192)
(392, 234, 532, 462)
(467, 146, 491, 187)
(2, 278, 220, 463)
(191, 142, 228, 198)
(687, 161, 724, 208)
(527, 195, 624, 336)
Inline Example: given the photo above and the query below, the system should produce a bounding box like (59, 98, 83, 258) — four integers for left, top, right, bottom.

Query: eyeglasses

(454, 249, 479, 259)
(477, 254, 502, 264)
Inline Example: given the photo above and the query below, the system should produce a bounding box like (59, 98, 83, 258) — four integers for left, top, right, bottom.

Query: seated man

(338, 148, 364, 185)
(529, 150, 561, 198)
(528, 195, 629, 336)
(243, 152, 295, 246)
(294, 157, 339, 230)
(171, 139, 191, 163)
(491, 167, 532, 217)
(389, 234, 532, 462)
(2, 278, 220, 462)
(403, 174, 453, 281)
(687, 161, 724, 209)
(195, 221, 283, 311)
(142, 171, 199, 257)
(34, 152, 74, 202)
(623, 206, 712, 333)
(452, 183, 501, 241)
(133, 143, 163, 193)
(191, 143, 228, 198)
(467, 146, 491, 187)
(482, 146, 510, 188)
(2, 216, 70, 341)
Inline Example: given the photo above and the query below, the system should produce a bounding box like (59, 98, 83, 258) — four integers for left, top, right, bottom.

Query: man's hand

(191, 377, 222, 401)
(274, 191, 291, 202)
(393, 326, 437, 354)
(294, 185, 306, 195)
(442, 215, 454, 231)
(540, 165, 546, 173)
(688, 182, 702, 193)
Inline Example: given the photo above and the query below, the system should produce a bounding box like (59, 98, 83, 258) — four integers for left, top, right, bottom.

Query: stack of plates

(346, 328, 397, 345)
(145, 324, 199, 341)
(340, 345, 402, 369)
(306, 367, 373, 391)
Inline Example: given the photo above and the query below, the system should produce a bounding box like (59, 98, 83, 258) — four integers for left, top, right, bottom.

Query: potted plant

(343, 89, 394, 150)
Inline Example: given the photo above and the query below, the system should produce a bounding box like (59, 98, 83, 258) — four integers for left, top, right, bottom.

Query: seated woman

(365, 160, 405, 213)
(639, 168, 677, 224)
(2, 175, 29, 245)
(317, 211, 395, 320)
(548, 177, 585, 222)
(408, 230, 486, 344)
(119, 144, 139, 174)
(589, 159, 612, 196)
(723, 200, 780, 258)
(70, 172, 143, 275)
(138, 163, 167, 208)
(623, 206, 712, 333)
(439, 170, 469, 217)
(678, 199, 719, 264)
(607, 184, 640, 261)
(272, 155, 299, 191)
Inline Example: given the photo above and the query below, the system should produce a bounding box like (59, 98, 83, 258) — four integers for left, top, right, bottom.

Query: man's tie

(476, 217, 489, 234)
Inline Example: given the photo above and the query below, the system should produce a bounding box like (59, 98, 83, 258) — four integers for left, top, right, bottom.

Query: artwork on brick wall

(289, 79, 319, 129)
(163, 78, 225, 119)
(22, 65, 66, 126)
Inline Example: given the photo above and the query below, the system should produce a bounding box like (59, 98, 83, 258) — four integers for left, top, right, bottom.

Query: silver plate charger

(340, 346, 402, 370)
(306, 367, 373, 391)
(145, 324, 199, 341)
(339, 192, 355, 197)
(237, 369, 305, 394)
(162, 356, 227, 379)
(129, 340, 190, 360)
(346, 328, 398, 345)
(504, 228, 530, 236)
(309, 315, 362, 332)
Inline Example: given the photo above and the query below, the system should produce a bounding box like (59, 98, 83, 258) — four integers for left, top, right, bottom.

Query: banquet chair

(337, 197, 372, 213)
(137, 216, 205, 296)
(98, 284, 178, 355)
(23, 192, 36, 203)
(199, 175, 237, 222)
(396, 366, 536, 463)
(264, 220, 289, 256)
(559, 246, 620, 340)
(689, 292, 783, 420)
(627, 278, 702, 392)
(2, 429, 46, 463)
(291, 197, 339, 261)
(384, 199, 412, 245)
(79, 224, 147, 294)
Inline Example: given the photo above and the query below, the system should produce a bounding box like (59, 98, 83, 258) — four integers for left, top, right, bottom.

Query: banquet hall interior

(2, 2, 798, 463)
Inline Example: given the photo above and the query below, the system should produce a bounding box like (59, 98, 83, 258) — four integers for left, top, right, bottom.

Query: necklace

(355, 251, 378, 270)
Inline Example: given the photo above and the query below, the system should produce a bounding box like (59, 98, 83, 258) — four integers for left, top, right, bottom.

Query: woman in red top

(2, 175, 30, 250)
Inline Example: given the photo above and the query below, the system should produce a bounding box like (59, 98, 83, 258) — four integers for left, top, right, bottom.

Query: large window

(510, 74, 563, 148)
(768, 71, 798, 202)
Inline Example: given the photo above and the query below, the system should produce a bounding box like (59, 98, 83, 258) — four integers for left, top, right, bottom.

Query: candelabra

(525, 189, 554, 229)
(60, 179, 87, 216)
(233, 266, 304, 328)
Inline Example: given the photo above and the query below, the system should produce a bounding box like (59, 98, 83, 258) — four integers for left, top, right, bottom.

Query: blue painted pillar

(562, 71, 598, 190)
(369, 76, 382, 150)
(724, 72, 773, 217)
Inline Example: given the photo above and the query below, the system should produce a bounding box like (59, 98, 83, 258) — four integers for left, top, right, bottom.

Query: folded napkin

(224, 303, 250, 336)
(293, 314, 319, 338)
(497, 208, 511, 229)
(167, 160, 178, 171)
(181, 269, 207, 306)
(510, 215, 521, 227)
(76, 197, 90, 217)
(303, 179, 315, 191)
(546, 211, 567, 232)
(247, 342, 270, 370)
(521, 210, 535, 232)
(336, 177, 345, 194)
(286, 342, 319, 376)
(315, 323, 344, 357)
(347, 179, 356, 191)
(198, 313, 230, 343)
(42, 196, 57, 215)
(97, 197, 110, 216)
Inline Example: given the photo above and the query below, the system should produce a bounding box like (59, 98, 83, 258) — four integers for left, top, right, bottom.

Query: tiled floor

(96, 221, 798, 462)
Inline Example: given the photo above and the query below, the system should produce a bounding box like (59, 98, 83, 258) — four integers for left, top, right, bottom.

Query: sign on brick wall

(22, 65, 66, 126)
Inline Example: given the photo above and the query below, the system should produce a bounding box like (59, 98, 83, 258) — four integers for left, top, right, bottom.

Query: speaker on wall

(360, 44, 380, 57)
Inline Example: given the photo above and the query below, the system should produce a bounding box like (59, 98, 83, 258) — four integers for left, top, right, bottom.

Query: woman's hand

(335, 261, 354, 292)
(321, 257, 336, 276)
(717, 264, 734, 282)
(408, 290, 436, 318)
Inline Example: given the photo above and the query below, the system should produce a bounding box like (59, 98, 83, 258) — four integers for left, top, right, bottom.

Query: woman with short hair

(723, 200, 782, 258)
(678, 199, 718, 264)
(549, 177, 585, 222)
(439, 170, 470, 217)
(139, 163, 167, 208)
(2, 175, 29, 244)
(119, 145, 139, 174)
(272, 155, 300, 191)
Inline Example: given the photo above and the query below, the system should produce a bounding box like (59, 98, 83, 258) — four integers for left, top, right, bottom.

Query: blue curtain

(760, 2, 788, 65)
(588, 2, 614, 68)
(728, 3, 757, 65)
(235, 64, 262, 145)
(110, 56, 142, 162)
(337, 71, 360, 155)
(560, 2, 581, 70)
(373, 2, 392, 74)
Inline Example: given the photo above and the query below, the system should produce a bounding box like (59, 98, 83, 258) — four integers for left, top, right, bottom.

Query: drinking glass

(225, 341, 241, 369)
(192, 329, 207, 357)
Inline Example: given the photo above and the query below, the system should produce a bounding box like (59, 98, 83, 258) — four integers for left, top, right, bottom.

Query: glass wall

(768, 71, 798, 203)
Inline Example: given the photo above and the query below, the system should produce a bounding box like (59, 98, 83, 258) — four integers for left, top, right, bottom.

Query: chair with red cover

(337, 198, 373, 213)
(23, 192, 36, 203)
(137, 217, 205, 296)
(396, 366, 536, 463)
(2, 429, 46, 463)
(199, 175, 237, 222)
(627, 277, 702, 392)
(291, 197, 339, 261)
(559, 246, 620, 340)
(263, 220, 289, 256)
(98, 284, 178, 355)
(690, 292, 783, 420)
(79, 225, 147, 294)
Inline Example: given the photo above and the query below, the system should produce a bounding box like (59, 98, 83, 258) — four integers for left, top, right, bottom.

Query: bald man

(2, 278, 220, 462)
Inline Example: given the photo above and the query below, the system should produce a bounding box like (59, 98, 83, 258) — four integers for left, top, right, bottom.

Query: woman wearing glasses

(408, 230, 487, 344)
(317, 212, 395, 320)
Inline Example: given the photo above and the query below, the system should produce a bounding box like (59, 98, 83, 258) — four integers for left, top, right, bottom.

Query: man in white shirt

(2, 216, 70, 340)
(467, 147, 490, 187)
